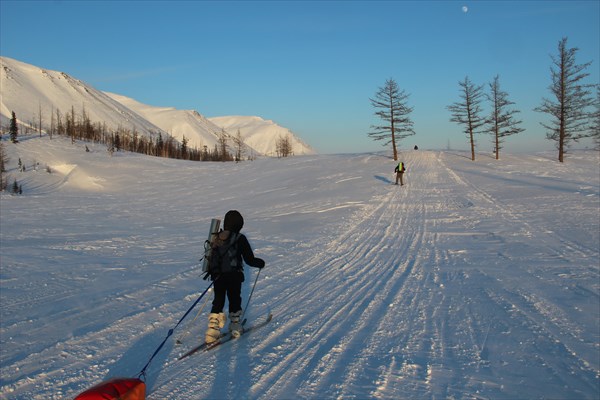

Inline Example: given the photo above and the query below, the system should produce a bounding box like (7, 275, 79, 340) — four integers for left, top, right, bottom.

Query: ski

(177, 334, 223, 360)
(178, 313, 272, 360)
(205, 313, 273, 352)
(177, 318, 246, 360)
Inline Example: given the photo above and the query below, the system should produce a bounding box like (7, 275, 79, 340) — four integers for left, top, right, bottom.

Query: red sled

(74, 377, 145, 400)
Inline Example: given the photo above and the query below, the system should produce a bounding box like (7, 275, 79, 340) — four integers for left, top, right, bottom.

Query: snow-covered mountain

(0, 56, 315, 156)
(0, 57, 165, 140)
(209, 115, 316, 156)
(104, 92, 227, 152)
(106, 93, 316, 156)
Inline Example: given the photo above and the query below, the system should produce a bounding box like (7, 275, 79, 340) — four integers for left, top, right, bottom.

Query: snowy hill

(107, 94, 316, 156)
(0, 57, 165, 140)
(105, 92, 244, 153)
(209, 115, 316, 156)
(1, 56, 314, 157)
(0, 137, 599, 399)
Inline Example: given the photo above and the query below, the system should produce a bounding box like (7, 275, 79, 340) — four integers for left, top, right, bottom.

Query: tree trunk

(390, 99, 398, 161)
(495, 127, 500, 160)
(469, 128, 475, 161)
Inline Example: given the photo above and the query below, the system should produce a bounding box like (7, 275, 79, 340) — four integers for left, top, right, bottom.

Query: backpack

(206, 231, 241, 278)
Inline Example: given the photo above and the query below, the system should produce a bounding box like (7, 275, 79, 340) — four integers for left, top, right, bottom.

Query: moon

(462, 5, 468, 13)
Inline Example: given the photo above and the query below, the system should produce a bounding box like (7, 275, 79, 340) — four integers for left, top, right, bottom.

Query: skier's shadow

(206, 276, 255, 399)
(375, 175, 393, 184)
(104, 328, 172, 394)
(206, 344, 253, 398)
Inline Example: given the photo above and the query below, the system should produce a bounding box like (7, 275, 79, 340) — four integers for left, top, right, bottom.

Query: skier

(394, 161, 406, 186)
(205, 210, 265, 344)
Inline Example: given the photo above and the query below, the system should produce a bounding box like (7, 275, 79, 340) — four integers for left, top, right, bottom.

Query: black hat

(224, 210, 244, 232)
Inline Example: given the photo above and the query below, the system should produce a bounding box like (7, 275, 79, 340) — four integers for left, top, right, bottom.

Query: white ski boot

(205, 312, 226, 344)
(229, 310, 243, 338)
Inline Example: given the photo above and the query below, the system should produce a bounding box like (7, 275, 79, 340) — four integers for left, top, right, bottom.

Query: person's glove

(254, 258, 265, 269)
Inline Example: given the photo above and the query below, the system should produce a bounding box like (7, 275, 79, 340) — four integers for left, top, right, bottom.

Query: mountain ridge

(1, 56, 315, 157)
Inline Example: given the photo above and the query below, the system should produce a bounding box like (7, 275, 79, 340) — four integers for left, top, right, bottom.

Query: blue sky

(1, 1, 598, 154)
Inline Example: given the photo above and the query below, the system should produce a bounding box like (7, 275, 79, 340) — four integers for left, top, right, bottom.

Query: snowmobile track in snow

(1, 142, 598, 399)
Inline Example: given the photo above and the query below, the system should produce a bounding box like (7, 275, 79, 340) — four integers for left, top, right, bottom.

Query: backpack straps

(222, 231, 239, 252)
(226, 232, 241, 269)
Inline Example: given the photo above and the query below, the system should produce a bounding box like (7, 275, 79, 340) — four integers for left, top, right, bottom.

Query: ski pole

(176, 288, 212, 345)
(137, 280, 215, 381)
(241, 268, 261, 321)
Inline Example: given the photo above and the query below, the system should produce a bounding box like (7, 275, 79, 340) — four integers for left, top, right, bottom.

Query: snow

(208, 115, 315, 156)
(1, 56, 316, 158)
(1, 136, 599, 399)
(104, 94, 316, 158)
(0, 57, 164, 141)
(104, 92, 228, 152)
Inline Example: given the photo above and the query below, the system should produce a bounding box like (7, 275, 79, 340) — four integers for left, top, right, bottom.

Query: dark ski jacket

(236, 233, 265, 270)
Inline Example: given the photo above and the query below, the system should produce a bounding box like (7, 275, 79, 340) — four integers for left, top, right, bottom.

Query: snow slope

(105, 92, 235, 153)
(1, 56, 315, 157)
(0, 136, 598, 399)
(209, 116, 316, 156)
(0, 57, 165, 139)
(105, 94, 316, 157)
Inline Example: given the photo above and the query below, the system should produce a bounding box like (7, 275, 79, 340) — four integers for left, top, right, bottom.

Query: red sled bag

(74, 377, 145, 400)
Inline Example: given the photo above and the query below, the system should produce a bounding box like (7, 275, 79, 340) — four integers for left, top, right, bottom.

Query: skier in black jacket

(205, 210, 265, 344)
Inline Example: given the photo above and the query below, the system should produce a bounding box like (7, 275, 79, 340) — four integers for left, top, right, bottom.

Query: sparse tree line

(1, 113, 51, 194)
(369, 37, 600, 162)
(0, 141, 11, 192)
(4, 104, 237, 162)
(0, 108, 251, 193)
(2, 102, 297, 165)
(276, 134, 294, 158)
(1, 113, 21, 193)
(0, 104, 299, 192)
(0, 145, 28, 195)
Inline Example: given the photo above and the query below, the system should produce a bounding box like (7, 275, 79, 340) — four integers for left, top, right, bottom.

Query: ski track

(153, 151, 598, 399)
(1, 140, 598, 399)
(0, 264, 202, 399)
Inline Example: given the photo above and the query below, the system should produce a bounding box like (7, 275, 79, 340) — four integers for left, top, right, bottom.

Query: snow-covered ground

(1, 136, 598, 399)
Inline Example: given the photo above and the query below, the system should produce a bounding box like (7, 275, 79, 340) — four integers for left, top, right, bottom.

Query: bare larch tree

(368, 78, 415, 161)
(486, 75, 524, 160)
(535, 37, 595, 162)
(447, 76, 486, 161)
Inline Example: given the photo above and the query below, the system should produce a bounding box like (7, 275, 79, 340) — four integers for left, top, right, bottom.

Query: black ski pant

(211, 272, 243, 314)
(395, 171, 404, 185)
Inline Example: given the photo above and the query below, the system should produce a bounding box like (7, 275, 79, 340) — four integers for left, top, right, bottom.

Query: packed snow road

(0, 137, 598, 399)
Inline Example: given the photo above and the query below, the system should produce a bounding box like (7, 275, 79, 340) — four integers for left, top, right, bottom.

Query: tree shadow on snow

(445, 151, 473, 160)
(103, 328, 173, 395)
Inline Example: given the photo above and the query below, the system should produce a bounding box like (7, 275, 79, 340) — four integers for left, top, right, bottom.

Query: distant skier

(205, 210, 265, 344)
(394, 161, 406, 186)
